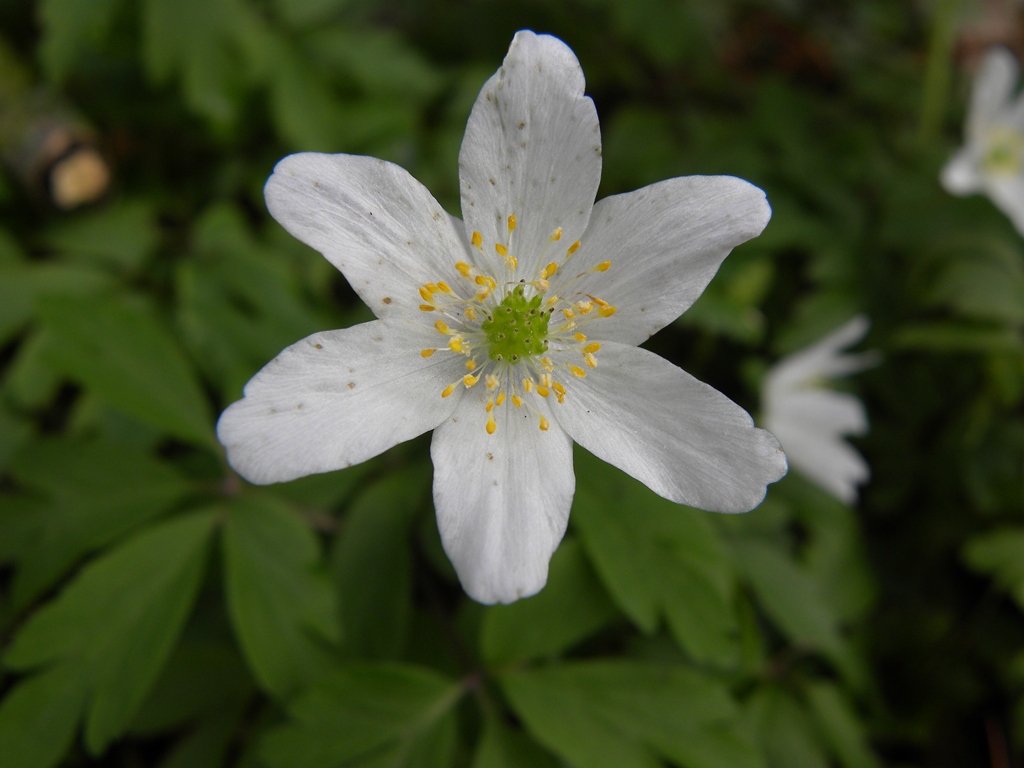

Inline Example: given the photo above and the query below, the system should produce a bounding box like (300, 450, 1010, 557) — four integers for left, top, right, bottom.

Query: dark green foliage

(0, 1, 1022, 767)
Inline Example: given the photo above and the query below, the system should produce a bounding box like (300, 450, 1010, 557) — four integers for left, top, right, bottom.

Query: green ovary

(482, 285, 550, 363)
(983, 129, 1024, 176)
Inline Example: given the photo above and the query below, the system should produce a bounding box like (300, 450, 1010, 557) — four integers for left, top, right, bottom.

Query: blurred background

(1, 0, 1023, 767)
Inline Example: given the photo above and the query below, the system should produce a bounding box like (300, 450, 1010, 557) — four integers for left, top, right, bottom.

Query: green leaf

(803, 683, 880, 768)
(332, 468, 428, 659)
(963, 528, 1024, 608)
(6, 437, 195, 608)
(0, 664, 88, 768)
(223, 494, 341, 696)
(38, 0, 122, 82)
(501, 661, 761, 768)
(2, 511, 216, 757)
(473, 716, 562, 768)
(572, 448, 738, 665)
(271, 0, 349, 27)
(38, 293, 216, 448)
(40, 199, 159, 274)
(746, 686, 829, 768)
(259, 663, 463, 768)
(480, 538, 619, 666)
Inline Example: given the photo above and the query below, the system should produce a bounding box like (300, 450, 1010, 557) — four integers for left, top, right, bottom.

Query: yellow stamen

(475, 275, 497, 289)
(598, 306, 617, 318)
(496, 392, 506, 406)
(421, 349, 435, 358)
(435, 320, 450, 334)
(464, 306, 478, 321)
(442, 383, 457, 398)
(495, 243, 508, 257)
(552, 382, 566, 396)
(539, 416, 550, 431)
(466, 359, 476, 371)
(567, 240, 581, 257)
(512, 395, 524, 408)
(583, 342, 601, 354)
(486, 413, 497, 434)
(540, 373, 553, 388)
(420, 304, 435, 312)
(537, 386, 550, 398)
(551, 227, 562, 241)
(545, 262, 558, 277)
(448, 337, 463, 353)
(562, 308, 575, 319)
(437, 281, 453, 293)
(507, 214, 517, 231)
(456, 261, 473, 277)
(574, 332, 587, 344)
(595, 261, 611, 272)
(523, 379, 534, 393)
(584, 353, 597, 368)
(509, 256, 517, 269)
(419, 287, 434, 303)
(575, 301, 593, 314)
(485, 374, 499, 390)
(471, 231, 483, 249)
(569, 365, 586, 378)
(486, 400, 494, 413)
(463, 374, 479, 387)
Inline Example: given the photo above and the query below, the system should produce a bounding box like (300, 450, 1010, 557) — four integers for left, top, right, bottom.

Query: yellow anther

(464, 374, 480, 387)
(456, 261, 473, 277)
(486, 400, 494, 413)
(509, 256, 518, 270)
(569, 365, 587, 378)
(567, 240, 581, 256)
(421, 349, 436, 358)
(419, 304, 435, 312)
(551, 227, 563, 241)
(507, 214, 517, 231)
(575, 301, 593, 314)
(435, 320, 450, 334)
(486, 413, 497, 435)
(471, 231, 483, 249)
(562, 308, 575, 320)
(537, 386, 550, 398)
(595, 261, 612, 272)
(486, 374, 499, 390)
(442, 383, 457, 398)
(464, 306, 478, 321)
(536, 279, 550, 292)
(583, 342, 601, 354)
(475, 275, 497, 289)
(540, 357, 553, 369)
(475, 290, 491, 301)
(436, 281, 453, 294)
(552, 382, 566, 396)
(556, 392, 565, 404)
(546, 295, 559, 305)
(425, 282, 439, 292)
(495, 243, 508, 257)
(466, 359, 477, 371)
(540, 373, 553, 388)
(512, 395, 524, 408)
(496, 392, 506, 406)
(545, 262, 558, 277)
(584, 353, 597, 368)
(419, 286, 434, 303)
(539, 416, 550, 431)
(598, 306, 617, 318)
(574, 332, 588, 344)
(523, 379, 534, 393)
(448, 337, 463, 353)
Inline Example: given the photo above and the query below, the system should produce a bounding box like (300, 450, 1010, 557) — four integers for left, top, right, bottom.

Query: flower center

(982, 126, 1024, 176)
(416, 214, 616, 434)
(482, 284, 550, 362)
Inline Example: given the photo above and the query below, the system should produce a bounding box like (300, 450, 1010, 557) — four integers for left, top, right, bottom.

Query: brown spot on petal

(382, 297, 392, 304)
(347, 382, 355, 389)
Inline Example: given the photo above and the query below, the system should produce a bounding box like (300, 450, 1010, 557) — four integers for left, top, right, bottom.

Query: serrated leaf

(502, 661, 761, 768)
(38, 293, 216, 448)
(6, 437, 195, 608)
(480, 538, 618, 666)
(259, 663, 463, 768)
(572, 448, 738, 664)
(3, 511, 216, 757)
(223, 495, 341, 696)
(332, 468, 427, 659)
(40, 199, 159, 273)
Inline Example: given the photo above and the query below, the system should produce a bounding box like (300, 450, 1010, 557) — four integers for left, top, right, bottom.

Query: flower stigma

(417, 216, 617, 433)
(982, 126, 1024, 176)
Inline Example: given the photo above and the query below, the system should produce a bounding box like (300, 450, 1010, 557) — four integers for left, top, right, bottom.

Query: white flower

(217, 31, 787, 603)
(763, 316, 877, 505)
(941, 47, 1024, 235)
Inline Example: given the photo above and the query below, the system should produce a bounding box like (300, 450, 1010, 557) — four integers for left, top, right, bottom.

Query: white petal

(459, 31, 601, 277)
(767, 388, 868, 441)
(985, 173, 1024, 236)
(431, 393, 574, 604)
(766, 315, 874, 391)
(265, 153, 467, 320)
(562, 176, 771, 345)
(769, 421, 869, 504)
(551, 342, 787, 513)
(940, 148, 983, 195)
(968, 47, 1019, 140)
(218, 320, 464, 484)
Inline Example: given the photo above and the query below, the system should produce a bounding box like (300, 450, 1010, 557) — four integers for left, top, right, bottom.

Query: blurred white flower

(941, 47, 1024, 235)
(763, 316, 877, 504)
(218, 31, 788, 604)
